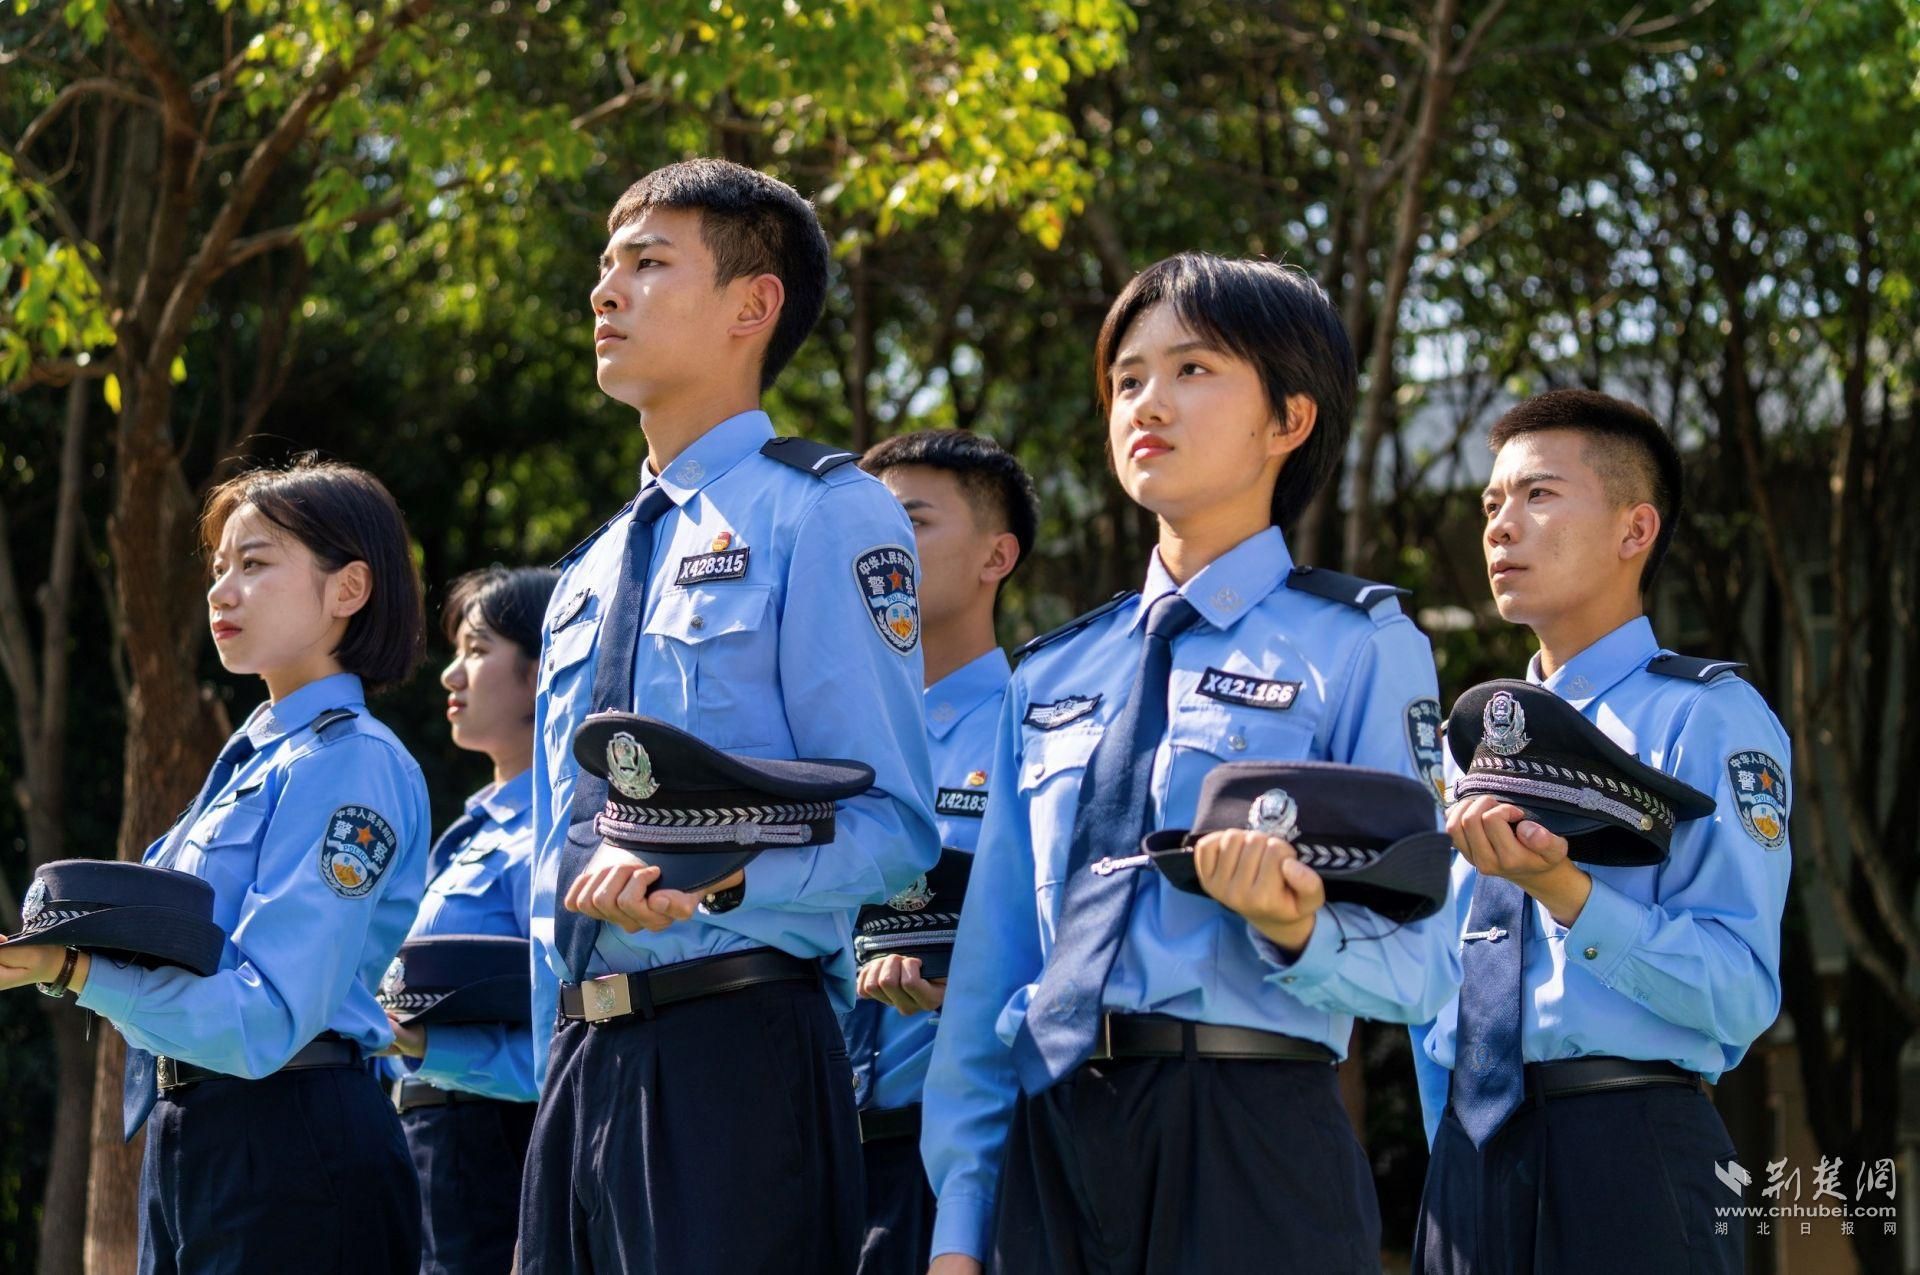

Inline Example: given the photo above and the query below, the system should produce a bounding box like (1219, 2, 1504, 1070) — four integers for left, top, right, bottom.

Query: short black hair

(1094, 253, 1357, 527)
(442, 565, 560, 662)
(200, 456, 425, 692)
(608, 158, 830, 391)
(860, 429, 1040, 569)
(1487, 388, 1683, 590)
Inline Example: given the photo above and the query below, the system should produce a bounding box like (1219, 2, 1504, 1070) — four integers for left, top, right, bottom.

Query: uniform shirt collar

(243, 671, 366, 749)
(1527, 615, 1658, 707)
(646, 410, 775, 505)
(924, 647, 1012, 740)
(472, 768, 534, 824)
(1130, 525, 1294, 634)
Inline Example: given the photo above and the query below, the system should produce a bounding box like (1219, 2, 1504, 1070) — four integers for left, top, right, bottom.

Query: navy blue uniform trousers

(991, 1056, 1380, 1275)
(1414, 1086, 1745, 1275)
(138, 1064, 420, 1275)
(518, 977, 863, 1274)
(400, 1096, 537, 1275)
(857, 1121, 935, 1275)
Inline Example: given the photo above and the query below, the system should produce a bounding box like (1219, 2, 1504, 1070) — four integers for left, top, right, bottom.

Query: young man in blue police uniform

(1411, 389, 1791, 1274)
(921, 254, 1460, 1274)
(519, 159, 939, 1274)
(850, 430, 1040, 1274)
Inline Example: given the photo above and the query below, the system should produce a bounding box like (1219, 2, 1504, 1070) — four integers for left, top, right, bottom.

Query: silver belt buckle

(155, 1056, 178, 1092)
(582, 973, 634, 1024)
(1091, 1013, 1115, 1062)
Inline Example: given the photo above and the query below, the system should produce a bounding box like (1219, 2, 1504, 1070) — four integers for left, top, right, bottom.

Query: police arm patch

(854, 544, 920, 654)
(320, 805, 399, 898)
(1726, 751, 1789, 849)
(1405, 697, 1446, 803)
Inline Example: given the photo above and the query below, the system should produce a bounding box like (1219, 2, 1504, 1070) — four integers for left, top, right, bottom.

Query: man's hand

(1448, 795, 1591, 925)
(376, 1012, 427, 1059)
(1191, 829, 1325, 955)
(928, 1255, 983, 1275)
(856, 953, 946, 1015)
(562, 850, 747, 933)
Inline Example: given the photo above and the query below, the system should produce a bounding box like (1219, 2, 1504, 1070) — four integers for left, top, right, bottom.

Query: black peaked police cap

(378, 935, 531, 1026)
(573, 712, 875, 895)
(7, 860, 225, 976)
(1447, 680, 1714, 867)
(854, 847, 972, 980)
(1137, 762, 1451, 923)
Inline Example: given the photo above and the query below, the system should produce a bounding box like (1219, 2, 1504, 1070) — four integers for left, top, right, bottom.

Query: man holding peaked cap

(1411, 390, 1792, 1275)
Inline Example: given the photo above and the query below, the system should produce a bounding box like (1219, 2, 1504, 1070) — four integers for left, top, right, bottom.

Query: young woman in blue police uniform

(378, 565, 556, 1275)
(920, 254, 1460, 1275)
(849, 430, 1040, 1275)
(1410, 390, 1790, 1274)
(0, 459, 430, 1273)
(519, 159, 938, 1275)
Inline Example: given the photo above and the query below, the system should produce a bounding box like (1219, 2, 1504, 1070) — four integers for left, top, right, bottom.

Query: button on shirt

(921, 527, 1460, 1261)
(528, 411, 940, 1080)
(1413, 617, 1793, 1140)
(77, 673, 430, 1075)
(396, 771, 537, 1103)
(854, 647, 1010, 1113)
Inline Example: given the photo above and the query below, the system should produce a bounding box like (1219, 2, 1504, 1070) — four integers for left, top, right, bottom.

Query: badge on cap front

(887, 874, 934, 911)
(381, 956, 406, 999)
(1482, 690, 1531, 756)
(1247, 788, 1300, 841)
(21, 878, 47, 926)
(607, 732, 659, 801)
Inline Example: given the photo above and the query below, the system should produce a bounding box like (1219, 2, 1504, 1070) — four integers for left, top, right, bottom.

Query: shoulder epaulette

(1646, 652, 1747, 683)
(1014, 591, 1136, 663)
(1285, 565, 1409, 612)
(551, 500, 633, 572)
(760, 436, 859, 479)
(311, 707, 359, 736)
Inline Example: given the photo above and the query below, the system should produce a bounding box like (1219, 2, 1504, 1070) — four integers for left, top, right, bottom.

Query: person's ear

(980, 531, 1022, 588)
(1621, 501, 1661, 566)
(330, 561, 373, 620)
(1268, 393, 1318, 460)
(729, 272, 785, 343)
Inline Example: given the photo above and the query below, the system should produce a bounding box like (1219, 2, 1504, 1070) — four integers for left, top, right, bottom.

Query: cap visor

(1517, 805, 1666, 867)
(8, 907, 224, 976)
(407, 976, 533, 1026)
(616, 844, 762, 896)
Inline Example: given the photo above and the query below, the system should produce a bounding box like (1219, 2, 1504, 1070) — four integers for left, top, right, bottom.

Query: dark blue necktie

(124, 729, 256, 1140)
(1452, 873, 1527, 1146)
(554, 484, 677, 982)
(1012, 593, 1200, 1093)
(427, 805, 490, 882)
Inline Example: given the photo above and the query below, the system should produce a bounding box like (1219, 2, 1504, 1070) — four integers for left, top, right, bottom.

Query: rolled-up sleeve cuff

(74, 956, 143, 1021)
(930, 1192, 993, 1263)
(413, 1026, 479, 1086)
(736, 853, 806, 912)
(1562, 876, 1645, 986)
(1249, 914, 1340, 992)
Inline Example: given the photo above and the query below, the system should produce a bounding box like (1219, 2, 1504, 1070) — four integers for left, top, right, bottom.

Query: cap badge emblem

(1247, 788, 1300, 842)
(887, 874, 934, 912)
(1482, 690, 1531, 757)
(380, 956, 406, 999)
(607, 732, 659, 801)
(21, 878, 48, 926)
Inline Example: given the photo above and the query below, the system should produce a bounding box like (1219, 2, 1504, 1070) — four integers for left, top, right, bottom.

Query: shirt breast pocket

(1169, 695, 1318, 766)
(434, 847, 506, 898)
(178, 785, 270, 890)
(1017, 727, 1103, 927)
(539, 611, 601, 758)
(642, 584, 775, 747)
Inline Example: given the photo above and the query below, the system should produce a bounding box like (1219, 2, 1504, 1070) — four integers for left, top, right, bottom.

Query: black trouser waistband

(391, 1076, 532, 1114)
(559, 948, 820, 1025)
(1525, 1056, 1701, 1099)
(1088, 1013, 1337, 1065)
(156, 1034, 361, 1095)
(859, 1103, 923, 1144)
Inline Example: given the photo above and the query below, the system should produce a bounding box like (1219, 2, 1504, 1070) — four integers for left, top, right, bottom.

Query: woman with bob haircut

(920, 253, 1459, 1273)
(1, 455, 433, 1273)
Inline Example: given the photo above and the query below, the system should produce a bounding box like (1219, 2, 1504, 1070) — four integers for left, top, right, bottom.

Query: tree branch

(17, 77, 157, 153)
(219, 195, 407, 272)
(104, 1, 197, 144)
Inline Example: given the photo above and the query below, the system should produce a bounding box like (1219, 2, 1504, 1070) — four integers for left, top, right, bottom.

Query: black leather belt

(155, 1035, 361, 1095)
(859, 1103, 922, 1144)
(391, 1077, 522, 1114)
(559, 948, 820, 1025)
(1527, 1056, 1700, 1099)
(1089, 1013, 1337, 1064)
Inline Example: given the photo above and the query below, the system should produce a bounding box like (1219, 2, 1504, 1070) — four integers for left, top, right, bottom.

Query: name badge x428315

(675, 547, 750, 586)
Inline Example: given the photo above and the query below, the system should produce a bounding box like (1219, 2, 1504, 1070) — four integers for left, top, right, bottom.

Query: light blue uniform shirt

(921, 527, 1460, 1261)
(1412, 616, 1793, 1143)
(79, 673, 429, 1075)
(528, 410, 940, 1082)
(395, 771, 537, 1103)
(853, 647, 1010, 1113)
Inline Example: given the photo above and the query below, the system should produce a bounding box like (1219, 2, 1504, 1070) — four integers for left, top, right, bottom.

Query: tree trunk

(36, 1009, 94, 1275)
